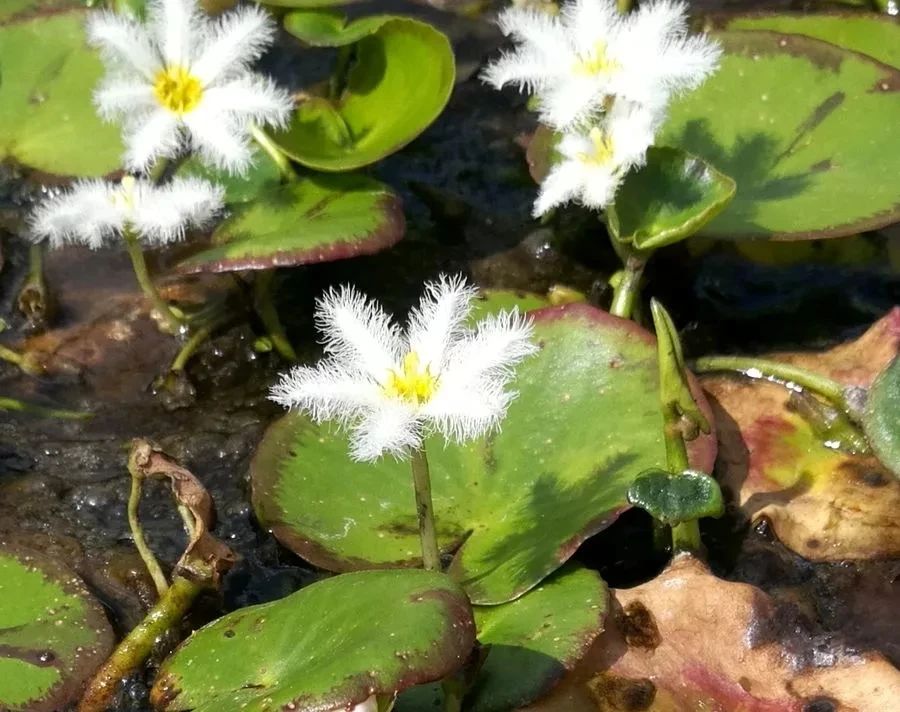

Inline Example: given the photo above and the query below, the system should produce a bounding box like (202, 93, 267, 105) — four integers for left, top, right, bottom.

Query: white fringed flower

(534, 100, 656, 215)
(482, 0, 720, 129)
(270, 276, 538, 462)
(29, 176, 224, 249)
(88, 0, 293, 174)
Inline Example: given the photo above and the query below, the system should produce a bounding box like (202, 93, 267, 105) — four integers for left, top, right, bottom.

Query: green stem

(609, 254, 646, 319)
(122, 230, 184, 334)
(441, 679, 463, 712)
(253, 271, 298, 362)
(171, 322, 214, 373)
(77, 576, 204, 712)
(0, 397, 90, 420)
(662, 406, 701, 552)
(126, 464, 169, 597)
(249, 124, 295, 182)
(18, 244, 50, 326)
(410, 446, 441, 571)
(0, 344, 24, 367)
(693, 355, 849, 413)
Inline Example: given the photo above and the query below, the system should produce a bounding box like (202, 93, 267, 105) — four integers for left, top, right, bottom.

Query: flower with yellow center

(482, 0, 721, 130)
(87, 0, 293, 174)
(270, 276, 538, 462)
(29, 175, 224, 249)
(533, 100, 657, 216)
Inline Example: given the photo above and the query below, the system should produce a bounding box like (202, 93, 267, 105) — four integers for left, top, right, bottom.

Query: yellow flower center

(573, 41, 620, 76)
(577, 127, 615, 165)
(153, 66, 203, 115)
(383, 352, 438, 405)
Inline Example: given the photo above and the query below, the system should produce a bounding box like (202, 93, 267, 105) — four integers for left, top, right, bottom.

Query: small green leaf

(863, 356, 900, 479)
(252, 303, 718, 604)
(275, 15, 455, 170)
(176, 173, 404, 274)
(718, 12, 900, 69)
(399, 564, 607, 712)
(0, 7, 123, 176)
(607, 147, 735, 250)
(659, 31, 900, 240)
(627, 469, 725, 526)
(650, 299, 710, 434)
(150, 569, 475, 712)
(0, 543, 114, 712)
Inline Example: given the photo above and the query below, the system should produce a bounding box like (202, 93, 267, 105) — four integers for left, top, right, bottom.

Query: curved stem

(77, 575, 203, 712)
(171, 322, 215, 373)
(609, 254, 646, 319)
(250, 124, 295, 182)
(126, 462, 169, 597)
(253, 271, 298, 362)
(122, 230, 184, 334)
(0, 344, 24, 368)
(693, 355, 848, 410)
(410, 446, 441, 571)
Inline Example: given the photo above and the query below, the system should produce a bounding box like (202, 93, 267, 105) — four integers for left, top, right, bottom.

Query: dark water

(1, 1, 898, 709)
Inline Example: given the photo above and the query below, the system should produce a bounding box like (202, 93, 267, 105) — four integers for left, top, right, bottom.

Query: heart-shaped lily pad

(252, 303, 717, 604)
(715, 12, 900, 69)
(176, 173, 404, 273)
(0, 7, 123, 176)
(627, 469, 725, 526)
(658, 31, 900, 240)
(0, 543, 114, 712)
(150, 569, 475, 712)
(398, 564, 608, 712)
(275, 14, 454, 171)
(606, 146, 736, 251)
(863, 355, 900, 480)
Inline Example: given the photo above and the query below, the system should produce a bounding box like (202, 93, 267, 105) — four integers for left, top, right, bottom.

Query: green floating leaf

(627, 469, 725, 526)
(659, 31, 900, 240)
(398, 564, 607, 712)
(717, 12, 900, 69)
(0, 7, 123, 176)
(177, 173, 404, 274)
(252, 302, 717, 604)
(176, 155, 282, 205)
(863, 355, 900, 479)
(276, 14, 455, 170)
(150, 569, 475, 712)
(0, 543, 114, 712)
(607, 147, 735, 251)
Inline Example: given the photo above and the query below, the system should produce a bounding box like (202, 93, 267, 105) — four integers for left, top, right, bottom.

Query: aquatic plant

(270, 275, 537, 568)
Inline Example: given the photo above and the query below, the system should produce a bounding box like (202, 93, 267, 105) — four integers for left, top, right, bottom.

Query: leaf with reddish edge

(702, 307, 900, 560)
(713, 11, 900, 69)
(252, 300, 716, 605)
(151, 569, 475, 712)
(176, 173, 404, 274)
(530, 555, 900, 712)
(0, 542, 114, 712)
(397, 564, 608, 712)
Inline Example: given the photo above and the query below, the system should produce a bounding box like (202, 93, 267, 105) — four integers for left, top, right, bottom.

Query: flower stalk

(122, 228, 184, 334)
(253, 271, 298, 362)
(609, 252, 646, 320)
(127, 456, 169, 597)
(410, 446, 441, 571)
(249, 124, 296, 182)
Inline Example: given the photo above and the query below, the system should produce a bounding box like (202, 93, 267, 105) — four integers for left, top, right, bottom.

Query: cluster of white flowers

(89, 0, 293, 175)
(29, 176, 224, 249)
(270, 275, 538, 461)
(30, 0, 293, 250)
(483, 0, 720, 215)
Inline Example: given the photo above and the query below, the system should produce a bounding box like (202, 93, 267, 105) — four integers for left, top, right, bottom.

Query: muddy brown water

(1, 1, 899, 709)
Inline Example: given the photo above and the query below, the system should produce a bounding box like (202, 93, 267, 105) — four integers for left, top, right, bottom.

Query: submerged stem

(77, 575, 203, 712)
(410, 446, 441, 571)
(0, 397, 90, 420)
(122, 230, 184, 334)
(250, 124, 295, 182)
(253, 271, 298, 362)
(127, 460, 169, 597)
(693, 355, 851, 414)
(0, 344, 24, 367)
